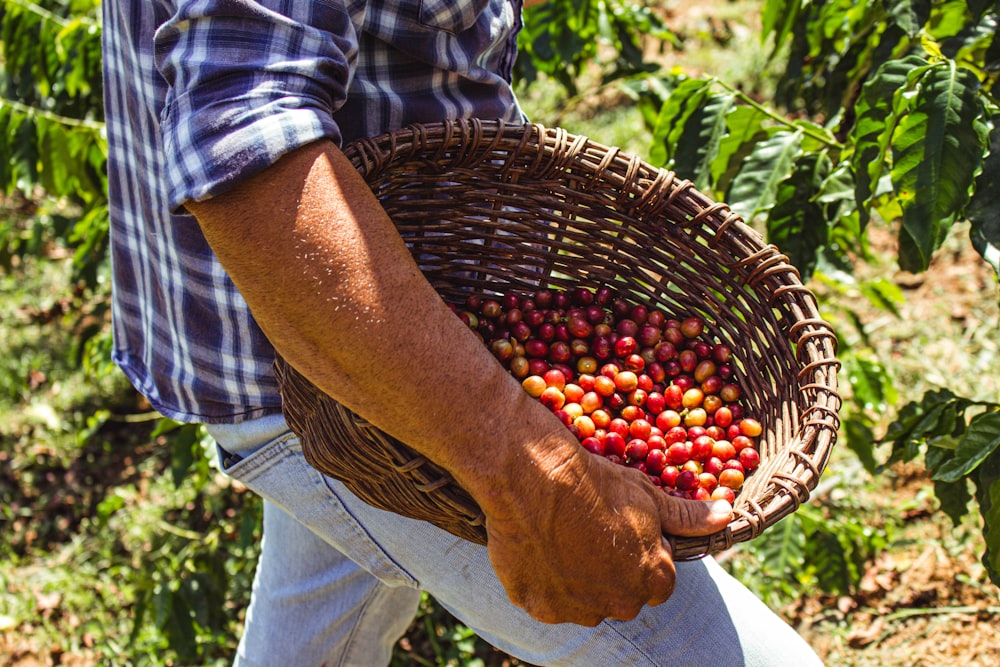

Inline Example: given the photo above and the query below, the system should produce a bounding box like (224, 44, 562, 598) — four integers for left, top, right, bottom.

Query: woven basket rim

(276, 118, 842, 560)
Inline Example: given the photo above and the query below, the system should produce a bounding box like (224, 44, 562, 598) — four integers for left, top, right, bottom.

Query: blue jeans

(207, 414, 824, 667)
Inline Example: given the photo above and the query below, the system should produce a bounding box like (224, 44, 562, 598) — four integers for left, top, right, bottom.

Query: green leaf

(816, 160, 857, 210)
(974, 449, 1000, 586)
(170, 424, 200, 488)
(727, 129, 804, 222)
(163, 589, 198, 661)
(756, 510, 807, 581)
(842, 348, 896, 414)
(968, 116, 1000, 279)
(811, 530, 853, 594)
(927, 0, 978, 40)
(648, 78, 713, 167)
(811, 2, 898, 118)
(933, 411, 1000, 482)
(889, 0, 933, 37)
(890, 60, 991, 272)
(152, 417, 184, 438)
(766, 152, 832, 281)
(709, 105, 771, 198)
(934, 477, 972, 525)
(761, 0, 803, 56)
(858, 277, 905, 318)
(671, 92, 736, 190)
(984, 20, 1000, 78)
(965, 0, 997, 20)
(844, 416, 879, 474)
(883, 388, 962, 462)
(851, 55, 930, 229)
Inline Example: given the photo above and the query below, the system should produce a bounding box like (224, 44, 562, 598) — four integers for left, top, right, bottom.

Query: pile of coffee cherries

(451, 285, 761, 502)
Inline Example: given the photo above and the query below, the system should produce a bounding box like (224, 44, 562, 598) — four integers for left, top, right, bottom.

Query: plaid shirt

(102, 0, 525, 423)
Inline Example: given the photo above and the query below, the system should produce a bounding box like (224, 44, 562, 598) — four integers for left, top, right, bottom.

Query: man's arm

(186, 139, 732, 626)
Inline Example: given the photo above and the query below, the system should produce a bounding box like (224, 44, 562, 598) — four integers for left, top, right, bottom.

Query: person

(101, 1, 825, 665)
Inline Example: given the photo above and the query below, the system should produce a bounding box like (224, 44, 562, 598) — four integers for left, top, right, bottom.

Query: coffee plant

(619, 0, 1000, 585)
(2, 0, 999, 661)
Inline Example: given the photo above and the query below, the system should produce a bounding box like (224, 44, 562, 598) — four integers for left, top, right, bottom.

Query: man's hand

(481, 435, 732, 626)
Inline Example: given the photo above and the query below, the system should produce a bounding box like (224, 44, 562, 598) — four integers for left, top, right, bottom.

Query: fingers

(639, 536, 678, 609)
(657, 492, 733, 537)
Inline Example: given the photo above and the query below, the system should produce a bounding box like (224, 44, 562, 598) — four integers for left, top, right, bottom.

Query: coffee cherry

(647, 434, 667, 452)
(563, 402, 584, 421)
(645, 392, 666, 415)
(574, 415, 597, 439)
(608, 418, 630, 438)
(592, 374, 616, 398)
(682, 387, 705, 409)
(680, 317, 704, 339)
(619, 405, 645, 423)
(627, 388, 648, 408)
(576, 355, 599, 374)
(719, 468, 745, 490)
(698, 472, 719, 492)
(604, 432, 627, 458)
(694, 360, 716, 384)
(590, 409, 611, 430)
(712, 439, 737, 461)
(713, 406, 734, 428)
(678, 349, 698, 374)
(625, 439, 649, 461)
(691, 435, 714, 462)
(739, 418, 763, 438)
(542, 368, 566, 390)
(491, 338, 515, 362)
(527, 358, 549, 377)
(539, 386, 566, 411)
(638, 324, 662, 347)
(629, 419, 653, 441)
(656, 410, 682, 432)
(581, 436, 604, 456)
(684, 408, 708, 428)
(663, 385, 684, 410)
(720, 383, 742, 403)
(739, 448, 760, 471)
(667, 441, 692, 466)
(711, 486, 736, 503)
(624, 353, 645, 372)
(664, 425, 687, 445)
(645, 448, 668, 476)
(522, 375, 546, 398)
(704, 456, 724, 478)
(564, 383, 585, 404)
(675, 469, 699, 491)
(614, 371, 639, 393)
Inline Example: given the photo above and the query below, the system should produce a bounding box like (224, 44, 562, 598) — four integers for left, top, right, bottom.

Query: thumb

(657, 494, 733, 537)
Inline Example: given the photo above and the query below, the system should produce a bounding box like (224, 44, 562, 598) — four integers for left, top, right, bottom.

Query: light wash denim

(207, 414, 824, 667)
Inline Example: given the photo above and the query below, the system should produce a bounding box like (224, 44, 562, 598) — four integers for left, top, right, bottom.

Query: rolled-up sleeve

(155, 0, 358, 210)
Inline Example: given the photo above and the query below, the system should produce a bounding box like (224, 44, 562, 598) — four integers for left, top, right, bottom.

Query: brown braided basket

(273, 118, 841, 560)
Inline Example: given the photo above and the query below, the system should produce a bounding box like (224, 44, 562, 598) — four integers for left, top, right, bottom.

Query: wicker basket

(273, 118, 841, 560)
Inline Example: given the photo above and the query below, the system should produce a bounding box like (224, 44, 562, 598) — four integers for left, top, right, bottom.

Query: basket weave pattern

(273, 118, 841, 560)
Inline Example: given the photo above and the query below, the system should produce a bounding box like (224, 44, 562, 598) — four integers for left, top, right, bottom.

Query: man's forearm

(185, 139, 579, 510)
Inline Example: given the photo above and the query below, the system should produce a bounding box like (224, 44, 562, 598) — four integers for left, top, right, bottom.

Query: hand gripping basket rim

(273, 118, 842, 561)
